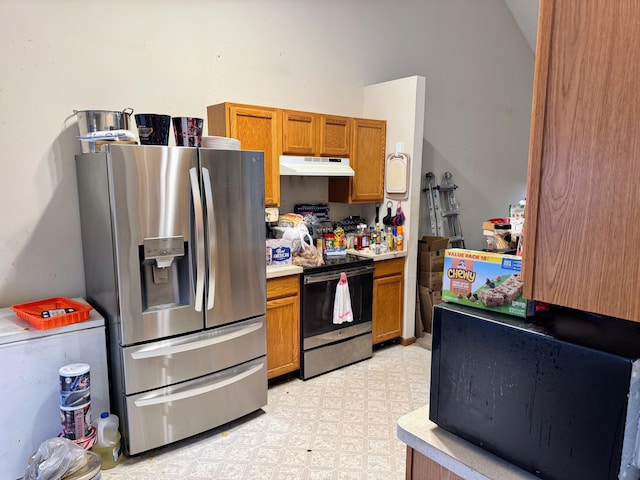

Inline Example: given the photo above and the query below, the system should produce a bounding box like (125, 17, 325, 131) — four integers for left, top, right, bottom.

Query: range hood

(279, 155, 355, 177)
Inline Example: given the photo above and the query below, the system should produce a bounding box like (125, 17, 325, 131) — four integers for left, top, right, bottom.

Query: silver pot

(74, 108, 134, 153)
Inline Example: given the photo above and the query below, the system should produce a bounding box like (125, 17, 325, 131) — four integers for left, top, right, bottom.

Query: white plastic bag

(333, 272, 353, 324)
(23, 437, 87, 480)
(282, 223, 313, 254)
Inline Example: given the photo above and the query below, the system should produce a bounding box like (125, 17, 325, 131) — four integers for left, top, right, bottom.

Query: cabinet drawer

(374, 258, 405, 279)
(267, 275, 299, 300)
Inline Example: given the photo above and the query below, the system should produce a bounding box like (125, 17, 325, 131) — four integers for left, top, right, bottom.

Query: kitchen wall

(0, 0, 534, 306)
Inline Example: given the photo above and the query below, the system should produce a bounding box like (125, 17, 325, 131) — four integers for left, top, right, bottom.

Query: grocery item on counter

(277, 213, 305, 227)
(325, 228, 346, 256)
(292, 245, 324, 267)
(266, 239, 292, 266)
(354, 224, 370, 250)
(396, 225, 403, 251)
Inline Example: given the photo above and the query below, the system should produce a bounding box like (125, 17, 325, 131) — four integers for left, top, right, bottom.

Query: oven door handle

(304, 265, 374, 284)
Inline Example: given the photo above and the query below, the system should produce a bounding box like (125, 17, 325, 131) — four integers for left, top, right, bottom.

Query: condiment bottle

(374, 223, 382, 254)
(324, 233, 335, 252)
(386, 226, 394, 251)
(361, 224, 370, 249)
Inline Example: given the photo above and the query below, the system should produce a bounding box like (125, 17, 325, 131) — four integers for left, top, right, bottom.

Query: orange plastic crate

(10, 297, 92, 330)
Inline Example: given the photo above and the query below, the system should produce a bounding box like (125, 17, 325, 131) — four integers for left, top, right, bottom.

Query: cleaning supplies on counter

(91, 412, 122, 469)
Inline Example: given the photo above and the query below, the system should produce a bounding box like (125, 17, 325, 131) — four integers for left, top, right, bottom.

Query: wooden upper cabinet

(329, 118, 386, 203)
(207, 102, 281, 207)
(282, 111, 351, 157)
(523, 0, 640, 322)
(318, 115, 351, 157)
(282, 110, 317, 155)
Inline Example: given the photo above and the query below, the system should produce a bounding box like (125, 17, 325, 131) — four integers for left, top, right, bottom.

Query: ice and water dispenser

(139, 236, 190, 311)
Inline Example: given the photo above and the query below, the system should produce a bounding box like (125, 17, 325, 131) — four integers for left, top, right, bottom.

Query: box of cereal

(442, 249, 535, 317)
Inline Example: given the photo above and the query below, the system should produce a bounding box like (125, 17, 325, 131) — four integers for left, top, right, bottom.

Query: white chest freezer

(0, 298, 109, 480)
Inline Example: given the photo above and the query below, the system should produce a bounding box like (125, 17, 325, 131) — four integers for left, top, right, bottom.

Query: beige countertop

(266, 249, 408, 279)
(347, 248, 408, 261)
(266, 264, 303, 279)
(397, 405, 538, 480)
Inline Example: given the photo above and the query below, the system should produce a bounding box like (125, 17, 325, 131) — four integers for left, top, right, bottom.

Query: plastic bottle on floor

(92, 412, 122, 469)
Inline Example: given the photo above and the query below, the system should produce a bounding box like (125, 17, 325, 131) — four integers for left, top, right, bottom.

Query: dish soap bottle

(92, 412, 123, 469)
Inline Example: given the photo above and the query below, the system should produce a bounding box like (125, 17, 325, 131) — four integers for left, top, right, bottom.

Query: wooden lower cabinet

(372, 257, 404, 344)
(266, 275, 300, 379)
(406, 447, 463, 480)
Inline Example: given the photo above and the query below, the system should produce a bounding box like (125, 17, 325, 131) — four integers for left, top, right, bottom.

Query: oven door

(301, 264, 374, 341)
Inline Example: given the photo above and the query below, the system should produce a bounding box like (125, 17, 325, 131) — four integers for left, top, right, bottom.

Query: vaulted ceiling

(504, 0, 539, 52)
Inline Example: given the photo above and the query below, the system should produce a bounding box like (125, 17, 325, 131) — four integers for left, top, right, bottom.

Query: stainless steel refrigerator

(75, 144, 267, 455)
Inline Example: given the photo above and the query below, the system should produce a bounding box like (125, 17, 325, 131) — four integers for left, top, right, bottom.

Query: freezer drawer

(125, 356, 267, 455)
(121, 316, 266, 394)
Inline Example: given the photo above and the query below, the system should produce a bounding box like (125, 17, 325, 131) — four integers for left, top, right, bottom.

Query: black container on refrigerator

(76, 144, 267, 455)
(429, 302, 640, 480)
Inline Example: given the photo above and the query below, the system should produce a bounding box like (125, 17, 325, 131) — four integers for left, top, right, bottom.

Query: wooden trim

(405, 447, 413, 480)
(206, 103, 228, 137)
(522, 0, 554, 298)
(399, 337, 416, 346)
(406, 447, 465, 479)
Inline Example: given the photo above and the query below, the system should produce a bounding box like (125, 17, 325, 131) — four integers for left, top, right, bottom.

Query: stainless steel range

(300, 254, 374, 380)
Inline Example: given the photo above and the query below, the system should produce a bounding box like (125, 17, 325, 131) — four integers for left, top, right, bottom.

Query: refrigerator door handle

(130, 320, 264, 359)
(189, 167, 205, 312)
(133, 362, 264, 407)
(202, 167, 216, 311)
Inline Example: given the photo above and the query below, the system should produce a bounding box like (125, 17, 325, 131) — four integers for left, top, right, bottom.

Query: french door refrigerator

(76, 144, 267, 455)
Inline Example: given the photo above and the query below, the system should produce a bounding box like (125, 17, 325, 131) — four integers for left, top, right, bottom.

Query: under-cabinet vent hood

(279, 155, 355, 177)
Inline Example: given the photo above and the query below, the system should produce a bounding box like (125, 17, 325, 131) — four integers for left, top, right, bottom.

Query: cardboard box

(442, 248, 535, 317)
(482, 221, 496, 231)
(419, 236, 450, 253)
(418, 285, 433, 333)
(431, 290, 442, 305)
(418, 286, 444, 334)
(266, 239, 292, 266)
(418, 271, 443, 291)
(419, 249, 445, 272)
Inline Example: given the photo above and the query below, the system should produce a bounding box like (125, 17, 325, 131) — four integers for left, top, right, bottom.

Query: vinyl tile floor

(101, 336, 432, 480)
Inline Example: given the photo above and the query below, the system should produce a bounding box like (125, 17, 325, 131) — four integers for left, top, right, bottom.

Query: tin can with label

(60, 403, 91, 440)
(59, 363, 91, 408)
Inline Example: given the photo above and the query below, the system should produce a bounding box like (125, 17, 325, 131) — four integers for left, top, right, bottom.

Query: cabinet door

(318, 115, 351, 157)
(373, 274, 403, 344)
(373, 257, 404, 344)
(266, 275, 300, 379)
(282, 110, 316, 155)
(266, 294, 300, 379)
(207, 103, 281, 207)
(523, 0, 640, 321)
(406, 447, 464, 480)
(329, 118, 386, 203)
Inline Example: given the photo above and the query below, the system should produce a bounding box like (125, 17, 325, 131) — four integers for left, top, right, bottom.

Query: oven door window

(302, 270, 372, 338)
